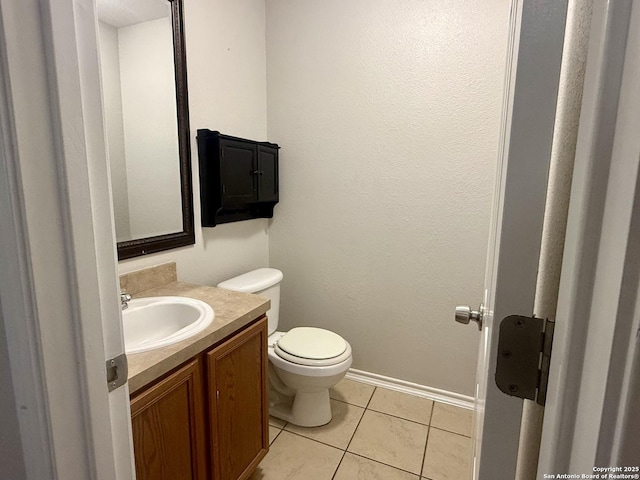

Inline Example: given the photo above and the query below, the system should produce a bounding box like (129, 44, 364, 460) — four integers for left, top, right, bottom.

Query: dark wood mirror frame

(117, 0, 195, 260)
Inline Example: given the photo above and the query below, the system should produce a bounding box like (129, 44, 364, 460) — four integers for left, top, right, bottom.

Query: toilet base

(267, 344, 352, 428)
(270, 388, 332, 427)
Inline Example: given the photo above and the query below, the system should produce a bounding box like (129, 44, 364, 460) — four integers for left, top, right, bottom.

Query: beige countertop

(126, 281, 269, 395)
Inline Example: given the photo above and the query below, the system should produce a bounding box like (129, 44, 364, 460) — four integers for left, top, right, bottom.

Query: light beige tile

(268, 426, 281, 445)
(430, 403, 473, 437)
(249, 431, 342, 480)
(269, 415, 287, 429)
(422, 428, 472, 480)
(334, 453, 419, 480)
(285, 399, 364, 449)
(348, 410, 428, 475)
(368, 387, 433, 425)
(330, 378, 375, 407)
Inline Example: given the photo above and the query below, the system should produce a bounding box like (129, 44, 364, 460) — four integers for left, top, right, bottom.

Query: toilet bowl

(217, 269, 352, 427)
(267, 328, 352, 426)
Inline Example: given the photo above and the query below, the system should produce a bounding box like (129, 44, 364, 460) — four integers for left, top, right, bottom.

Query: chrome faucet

(120, 290, 132, 310)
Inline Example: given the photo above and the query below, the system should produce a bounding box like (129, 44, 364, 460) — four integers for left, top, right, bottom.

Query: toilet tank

(216, 268, 283, 335)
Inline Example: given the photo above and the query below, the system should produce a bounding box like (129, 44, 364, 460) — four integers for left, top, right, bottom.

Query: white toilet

(217, 268, 352, 427)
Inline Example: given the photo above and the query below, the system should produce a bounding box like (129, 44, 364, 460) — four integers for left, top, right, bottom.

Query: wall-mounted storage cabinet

(197, 130, 279, 227)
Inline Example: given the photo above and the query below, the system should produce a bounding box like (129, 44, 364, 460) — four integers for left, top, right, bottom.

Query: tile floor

(250, 378, 474, 480)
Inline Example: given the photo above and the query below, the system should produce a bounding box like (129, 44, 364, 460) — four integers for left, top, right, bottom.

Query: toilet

(217, 268, 352, 427)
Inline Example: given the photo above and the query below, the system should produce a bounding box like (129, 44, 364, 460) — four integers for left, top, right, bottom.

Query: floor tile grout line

(340, 386, 470, 431)
(365, 406, 433, 427)
(268, 416, 288, 430)
(329, 384, 374, 480)
(269, 427, 282, 446)
(367, 404, 472, 434)
(346, 451, 423, 478)
(343, 387, 428, 478)
(333, 384, 472, 431)
(330, 450, 347, 480)
(275, 386, 375, 454)
(428, 424, 473, 439)
(343, 386, 375, 454)
(330, 396, 370, 409)
(338, 380, 473, 412)
(419, 402, 435, 478)
(282, 417, 426, 477)
(266, 381, 472, 478)
(330, 380, 377, 409)
(271, 420, 470, 479)
(364, 386, 376, 409)
(281, 401, 365, 442)
(272, 428, 429, 480)
(267, 429, 348, 479)
(278, 385, 378, 477)
(283, 429, 348, 452)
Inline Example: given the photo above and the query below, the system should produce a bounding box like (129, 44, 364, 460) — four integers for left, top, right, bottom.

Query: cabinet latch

(106, 353, 128, 392)
(495, 315, 555, 406)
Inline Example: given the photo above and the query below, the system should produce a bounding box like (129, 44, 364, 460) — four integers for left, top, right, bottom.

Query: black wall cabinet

(197, 130, 279, 227)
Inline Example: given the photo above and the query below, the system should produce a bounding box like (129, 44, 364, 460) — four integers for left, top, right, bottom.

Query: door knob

(455, 304, 484, 331)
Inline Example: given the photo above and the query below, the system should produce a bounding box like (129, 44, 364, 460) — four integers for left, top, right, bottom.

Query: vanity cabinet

(130, 316, 268, 480)
(130, 359, 207, 480)
(207, 318, 269, 479)
(197, 129, 279, 227)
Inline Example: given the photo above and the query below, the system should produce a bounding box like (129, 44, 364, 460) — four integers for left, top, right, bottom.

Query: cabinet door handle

(251, 170, 264, 175)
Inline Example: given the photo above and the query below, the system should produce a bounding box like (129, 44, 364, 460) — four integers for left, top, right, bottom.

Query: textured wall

(266, 0, 511, 395)
(118, 0, 270, 287)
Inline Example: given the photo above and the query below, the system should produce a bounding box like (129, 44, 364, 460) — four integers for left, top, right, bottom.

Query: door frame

(539, 0, 640, 472)
(0, 0, 134, 478)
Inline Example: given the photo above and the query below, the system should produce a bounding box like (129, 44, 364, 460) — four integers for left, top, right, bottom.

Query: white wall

(266, 0, 511, 395)
(118, 0, 269, 287)
(98, 21, 131, 241)
(119, 16, 183, 239)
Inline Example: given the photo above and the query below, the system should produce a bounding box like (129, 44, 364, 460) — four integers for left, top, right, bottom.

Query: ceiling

(97, 0, 169, 28)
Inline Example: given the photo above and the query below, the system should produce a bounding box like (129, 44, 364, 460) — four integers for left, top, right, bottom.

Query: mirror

(97, 0, 194, 260)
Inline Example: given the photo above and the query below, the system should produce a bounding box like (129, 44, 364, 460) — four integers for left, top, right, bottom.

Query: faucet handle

(120, 290, 132, 310)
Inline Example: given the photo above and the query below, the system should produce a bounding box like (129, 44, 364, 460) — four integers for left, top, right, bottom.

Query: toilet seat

(273, 327, 352, 367)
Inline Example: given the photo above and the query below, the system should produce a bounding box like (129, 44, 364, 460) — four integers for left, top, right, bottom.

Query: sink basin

(123, 296, 214, 354)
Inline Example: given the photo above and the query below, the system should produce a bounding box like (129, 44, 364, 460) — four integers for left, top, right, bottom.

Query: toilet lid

(276, 327, 347, 360)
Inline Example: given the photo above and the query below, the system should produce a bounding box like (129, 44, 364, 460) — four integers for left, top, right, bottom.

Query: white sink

(123, 296, 214, 354)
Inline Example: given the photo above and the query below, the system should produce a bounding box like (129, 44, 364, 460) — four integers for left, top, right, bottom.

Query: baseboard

(345, 368, 474, 410)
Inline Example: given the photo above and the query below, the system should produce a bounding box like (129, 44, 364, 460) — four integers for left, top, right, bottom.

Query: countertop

(126, 281, 270, 394)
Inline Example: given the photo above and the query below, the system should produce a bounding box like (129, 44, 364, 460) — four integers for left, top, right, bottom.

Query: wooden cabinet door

(207, 317, 268, 480)
(131, 359, 207, 480)
(257, 145, 279, 203)
(220, 138, 258, 206)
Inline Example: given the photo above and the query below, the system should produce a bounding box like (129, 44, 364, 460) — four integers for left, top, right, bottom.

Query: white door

(468, 0, 640, 477)
(460, 1, 570, 478)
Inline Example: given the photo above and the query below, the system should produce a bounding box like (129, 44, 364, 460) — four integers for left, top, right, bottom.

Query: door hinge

(495, 315, 555, 406)
(106, 353, 128, 392)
